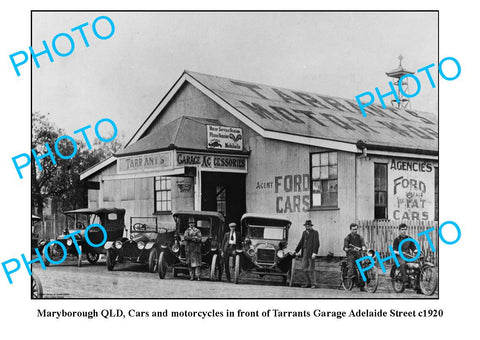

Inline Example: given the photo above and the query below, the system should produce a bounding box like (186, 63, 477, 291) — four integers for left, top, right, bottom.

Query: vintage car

(157, 211, 225, 280)
(233, 213, 296, 286)
(42, 208, 125, 267)
(105, 217, 173, 272)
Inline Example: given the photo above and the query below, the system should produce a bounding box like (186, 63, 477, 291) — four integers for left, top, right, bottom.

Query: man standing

(295, 220, 319, 288)
(184, 217, 202, 281)
(393, 223, 418, 288)
(221, 222, 241, 282)
(343, 223, 366, 290)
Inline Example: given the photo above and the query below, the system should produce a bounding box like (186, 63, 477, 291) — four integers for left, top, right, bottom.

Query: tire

(42, 246, 50, 267)
(234, 255, 240, 284)
(341, 264, 353, 291)
(420, 266, 438, 296)
(77, 245, 82, 268)
(148, 248, 158, 273)
(86, 252, 99, 264)
(106, 249, 115, 271)
(31, 273, 43, 299)
(287, 258, 296, 287)
(364, 266, 379, 293)
(391, 267, 405, 293)
(158, 251, 167, 279)
(210, 254, 219, 281)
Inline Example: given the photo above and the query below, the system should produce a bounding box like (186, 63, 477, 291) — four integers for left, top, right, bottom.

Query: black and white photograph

(29, 11, 439, 299)
(0, 1, 477, 338)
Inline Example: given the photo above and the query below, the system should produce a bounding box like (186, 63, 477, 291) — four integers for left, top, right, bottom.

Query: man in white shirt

(221, 222, 241, 282)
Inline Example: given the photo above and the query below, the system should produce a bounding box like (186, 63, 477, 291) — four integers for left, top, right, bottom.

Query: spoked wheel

(364, 266, 379, 293)
(286, 258, 296, 287)
(158, 251, 167, 279)
(391, 267, 406, 293)
(148, 248, 158, 273)
(420, 266, 438, 296)
(43, 241, 65, 267)
(86, 252, 99, 264)
(210, 254, 222, 281)
(234, 255, 240, 284)
(106, 249, 115, 271)
(77, 245, 82, 268)
(341, 264, 353, 291)
(31, 273, 43, 299)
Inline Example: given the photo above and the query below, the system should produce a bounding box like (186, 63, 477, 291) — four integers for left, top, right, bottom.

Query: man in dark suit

(295, 220, 320, 288)
(221, 222, 241, 282)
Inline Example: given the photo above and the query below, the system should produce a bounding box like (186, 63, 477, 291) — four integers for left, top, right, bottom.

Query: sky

(32, 11, 438, 141)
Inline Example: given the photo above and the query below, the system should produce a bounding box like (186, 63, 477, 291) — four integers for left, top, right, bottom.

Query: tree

(31, 112, 123, 217)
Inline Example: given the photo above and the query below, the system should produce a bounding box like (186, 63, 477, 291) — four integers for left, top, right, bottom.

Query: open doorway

(201, 172, 246, 225)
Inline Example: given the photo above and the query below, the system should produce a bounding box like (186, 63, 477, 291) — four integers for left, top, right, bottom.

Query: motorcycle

(340, 245, 378, 293)
(390, 250, 438, 295)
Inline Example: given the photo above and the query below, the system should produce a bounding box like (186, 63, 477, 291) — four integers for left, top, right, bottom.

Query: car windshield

(248, 225, 285, 240)
(177, 216, 212, 237)
(65, 213, 93, 230)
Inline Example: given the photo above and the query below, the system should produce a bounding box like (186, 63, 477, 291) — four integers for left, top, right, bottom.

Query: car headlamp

(137, 241, 145, 250)
(277, 250, 285, 259)
(66, 238, 73, 246)
(114, 240, 123, 249)
(247, 247, 256, 257)
(172, 243, 180, 253)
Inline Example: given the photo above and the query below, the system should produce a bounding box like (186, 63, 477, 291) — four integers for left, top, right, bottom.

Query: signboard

(207, 125, 243, 151)
(387, 159, 435, 221)
(117, 151, 173, 174)
(176, 152, 247, 172)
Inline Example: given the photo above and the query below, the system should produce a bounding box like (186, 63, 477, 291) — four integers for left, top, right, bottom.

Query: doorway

(201, 172, 246, 225)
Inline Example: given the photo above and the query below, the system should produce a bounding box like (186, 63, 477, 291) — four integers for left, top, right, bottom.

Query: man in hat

(221, 222, 241, 282)
(295, 220, 320, 288)
(184, 217, 202, 281)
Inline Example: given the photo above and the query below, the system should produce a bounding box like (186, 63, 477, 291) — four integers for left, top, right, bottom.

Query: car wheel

(158, 251, 167, 279)
(288, 258, 296, 287)
(234, 255, 240, 284)
(31, 273, 43, 299)
(148, 248, 158, 273)
(86, 252, 99, 264)
(77, 245, 82, 268)
(106, 249, 115, 271)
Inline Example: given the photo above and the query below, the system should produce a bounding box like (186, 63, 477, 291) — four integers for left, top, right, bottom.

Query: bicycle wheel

(364, 266, 379, 293)
(341, 263, 353, 291)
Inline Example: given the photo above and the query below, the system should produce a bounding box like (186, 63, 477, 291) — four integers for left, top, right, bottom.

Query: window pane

(320, 153, 329, 165)
(328, 152, 337, 165)
(321, 180, 328, 193)
(312, 181, 321, 193)
(327, 179, 338, 192)
(322, 192, 338, 206)
(156, 201, 162, 211)
(312, 153, 320, 166)
(328, 165, 337, 178)
(320, 166, 328, 179)
(155, 179, 160, 191)
(166, 178, 171, 190)
(312, 193, 321, 206)
(312, 167, 320, 180)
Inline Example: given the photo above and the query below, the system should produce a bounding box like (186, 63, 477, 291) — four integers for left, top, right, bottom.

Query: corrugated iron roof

(115, 116, 224, 156)
(185, 71, 437, 152)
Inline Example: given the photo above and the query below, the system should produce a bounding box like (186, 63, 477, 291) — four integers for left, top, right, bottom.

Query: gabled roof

(115, 116, 225, 157)
(81, 70, 438, 180)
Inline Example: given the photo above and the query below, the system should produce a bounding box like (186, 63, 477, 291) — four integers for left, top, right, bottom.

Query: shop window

(216, 186, 226, 216)
(434, 167, 439, 221)
(310, 152, 338, 208)
(154, 177, 171, 213)
(374, 163, 388, 219)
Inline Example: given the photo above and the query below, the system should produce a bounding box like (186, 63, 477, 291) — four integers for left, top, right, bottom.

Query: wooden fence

(356, 220, 438, 265)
